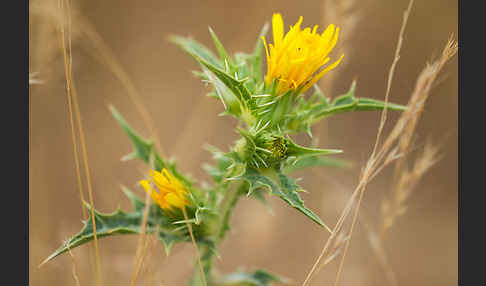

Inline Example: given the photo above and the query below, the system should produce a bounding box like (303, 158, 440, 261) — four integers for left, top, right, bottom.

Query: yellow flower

(262, 13, 344, 95)
(140, 169, 191, 212)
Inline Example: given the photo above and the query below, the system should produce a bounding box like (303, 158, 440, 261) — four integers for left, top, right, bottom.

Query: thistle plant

(43, 13, 406, 285)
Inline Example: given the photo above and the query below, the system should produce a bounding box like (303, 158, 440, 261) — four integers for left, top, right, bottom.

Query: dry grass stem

(33, 3, 169, 284)
(56, 1, 102, 285)
(378, 37, 458, 239)
(130, 155, 156, 286)
(380, 141, 441, 238)
(30, 2, 164, 157)
(332, 37, 456, 285)
(303, 0, 415, 282)
(371, 0, 415, 158)
(303, 5, 458, 286)
(359, 214, 398, 286)
(183, 207, 208, 286)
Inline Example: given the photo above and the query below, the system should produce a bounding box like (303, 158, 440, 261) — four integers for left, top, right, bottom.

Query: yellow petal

(272, 13, 284, 46)
(164, 192, 186, 209)
(261, 36, 271, 83)
(149, 170, 169, 186)
(293, 16, 303, 30)
(140, 179, 151, 192)
(302, 54, 344, 93)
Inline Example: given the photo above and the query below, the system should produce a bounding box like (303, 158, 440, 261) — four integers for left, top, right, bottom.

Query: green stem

(193, 182, 244, 285)
(217, 183, 244, 243)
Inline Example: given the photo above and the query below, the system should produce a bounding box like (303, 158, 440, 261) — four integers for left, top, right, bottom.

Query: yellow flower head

(262, 13, 344, 95)
(140, 169, 191, 212)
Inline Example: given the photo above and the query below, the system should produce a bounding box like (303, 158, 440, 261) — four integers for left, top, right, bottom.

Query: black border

(2, 0, 28, 284)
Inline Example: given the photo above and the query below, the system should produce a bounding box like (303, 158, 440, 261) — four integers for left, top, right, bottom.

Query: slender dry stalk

(58, 10, 166, 282)
(71, 15, 164, 156)
(56, 1, 103, 286)
(360, 213, 398, 286)
(31, 3, 168, 282)
(371, 0, 415, 158)
(332, 1, 415, 284)
(380, 141, 441, 238)
(130, 156, 156, 286)
(30, 2, 164, 156)
(183, 207, 208, 286)
(302, 0, 414, 283)
(130, 229, 153, 286)
(333, 37, 457, 286)
(139, 234, 159, 286)
(378, 35, 458, 238)
(130, 188, 153, 286)
(302, 26, 457, 286)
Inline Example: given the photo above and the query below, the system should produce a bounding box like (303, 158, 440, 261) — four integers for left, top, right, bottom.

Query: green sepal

(110, 105, 153, 163)
(232, 167, 330, 230)
(217, 269, 288, 286)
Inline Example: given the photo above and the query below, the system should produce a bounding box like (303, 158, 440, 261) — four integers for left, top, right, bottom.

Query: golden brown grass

(303, 36, 457, 285)
(55, 1, 102, 286)
(302, 0, 458, 284)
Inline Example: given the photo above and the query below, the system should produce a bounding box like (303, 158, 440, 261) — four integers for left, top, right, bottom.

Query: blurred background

(29, 0, 457, 285)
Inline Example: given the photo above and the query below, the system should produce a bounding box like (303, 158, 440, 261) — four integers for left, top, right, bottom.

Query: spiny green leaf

(110, 107, 193, 189)
(42, 189, 186, 264)
(42, 201, 149, 264)
(203, 67, 242, 116)
(172, 34, 251, 106)
(198, 56, 252, 104)
(311, 81, 407, 121)
(110, 105, 153, 163)
(354, 98, 408, 111)
(235, 168, 329, 230)
(158, 231, 184, 255)
(208, 26, 232, 67)
(217, 269, 287, 286)
(275, 172, 331, 232)
(170, 35, 223, 69)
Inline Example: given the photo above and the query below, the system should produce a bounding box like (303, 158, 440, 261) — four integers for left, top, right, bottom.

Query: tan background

(29, 0, 458, 285)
